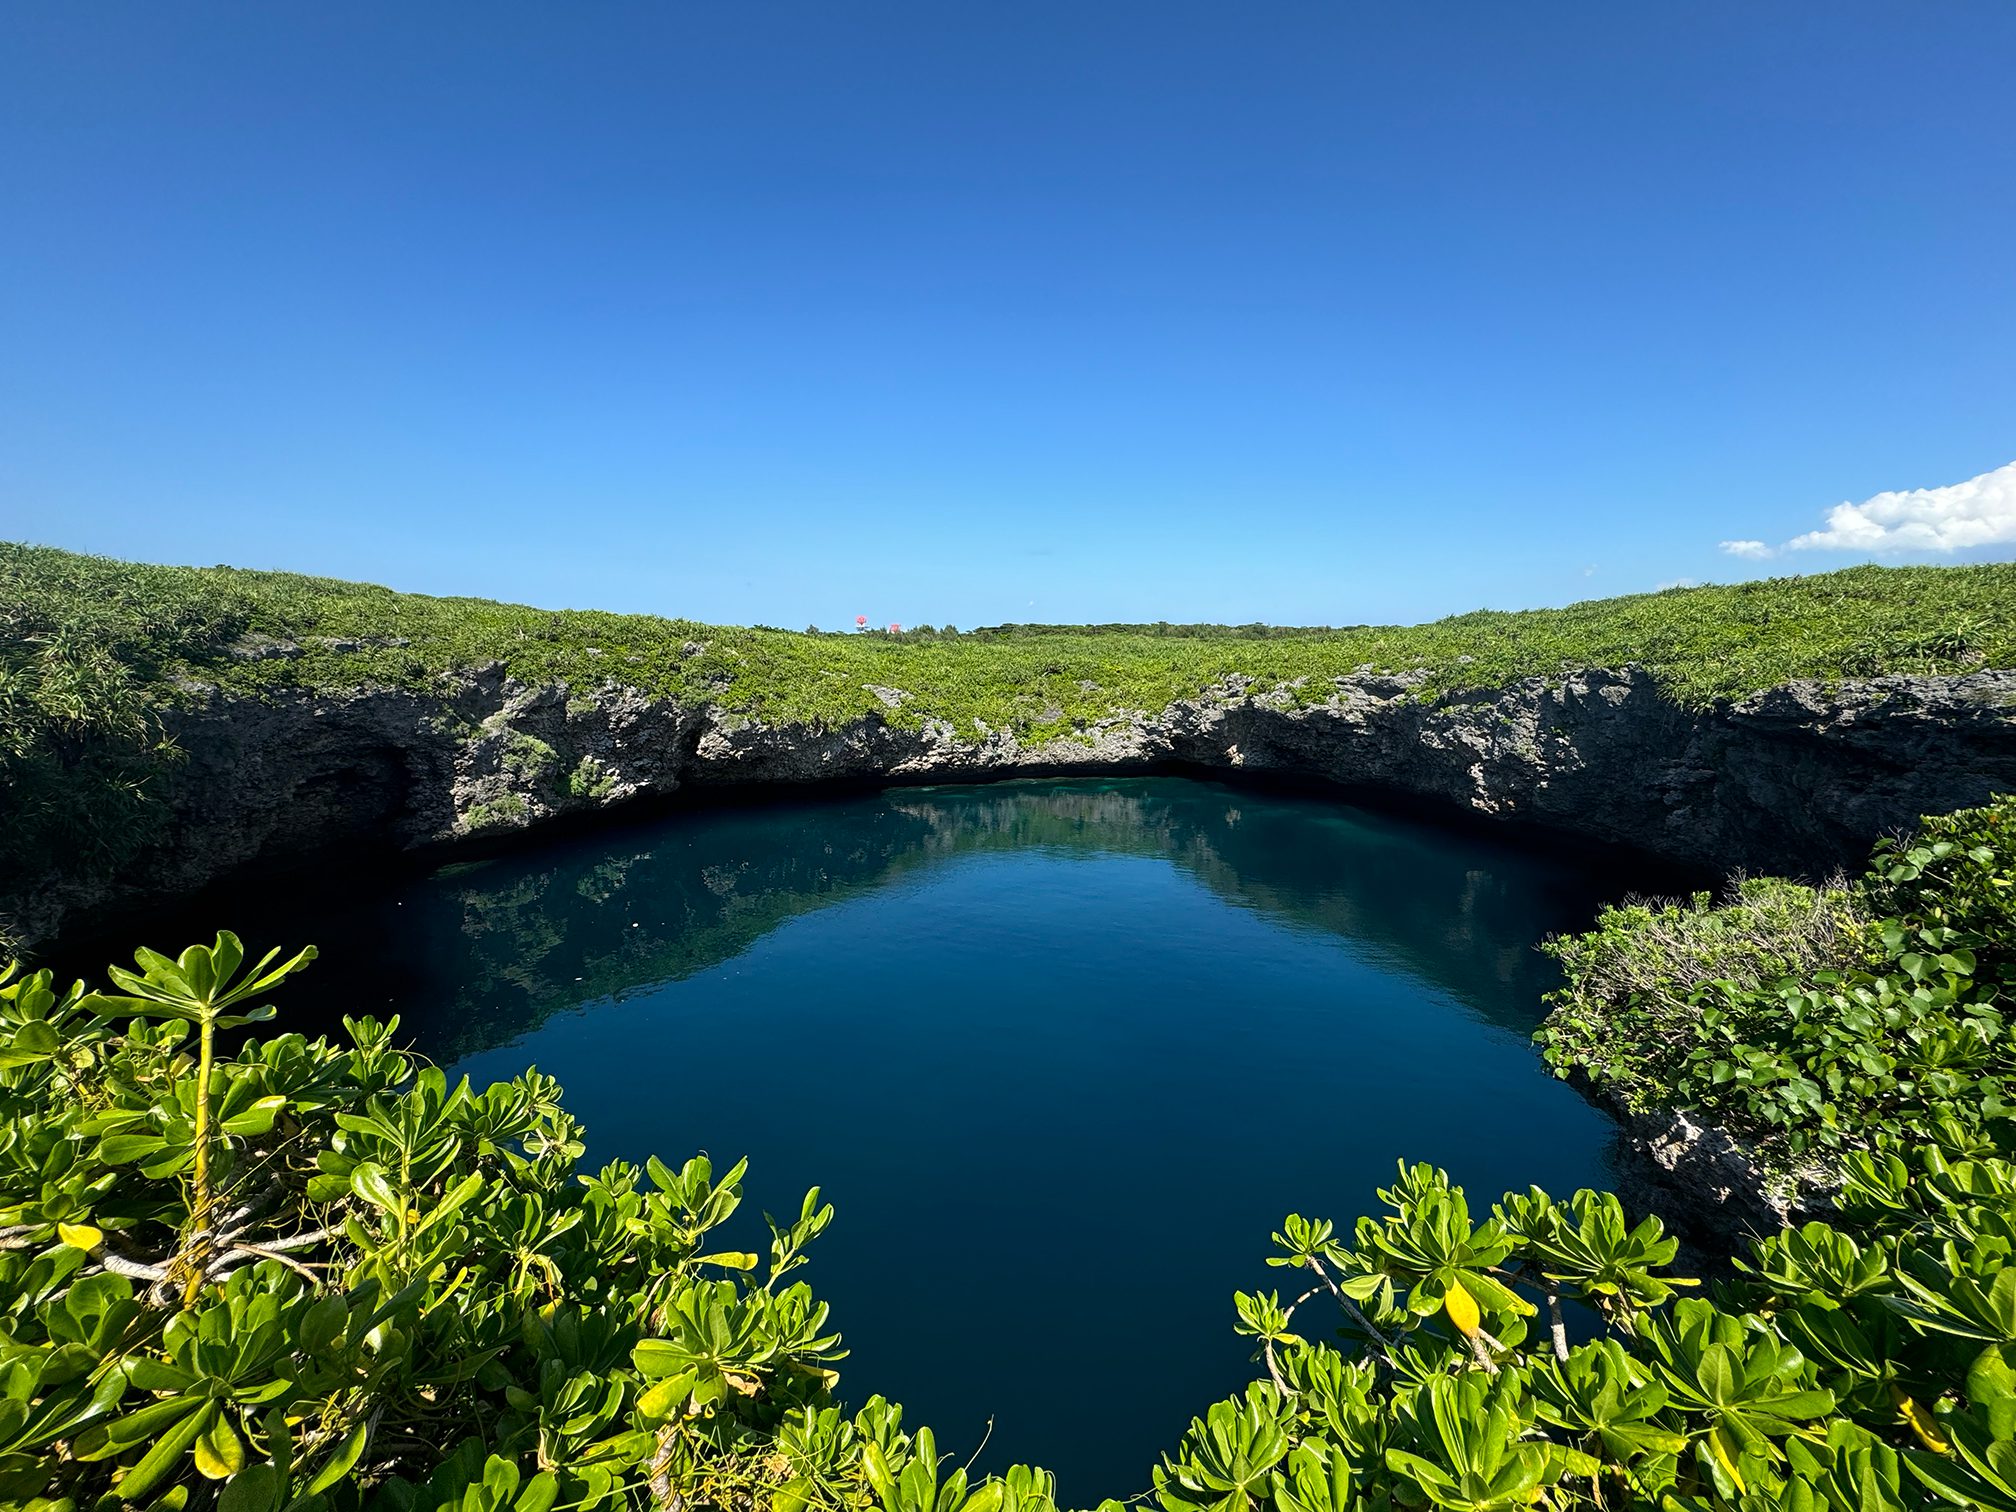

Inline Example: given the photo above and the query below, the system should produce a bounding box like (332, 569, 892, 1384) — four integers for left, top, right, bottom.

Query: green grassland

(7, 542, 2015, 742)
(5, 540, 2014, 889)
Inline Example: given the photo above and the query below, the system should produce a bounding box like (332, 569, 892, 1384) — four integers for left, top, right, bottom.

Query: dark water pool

(75, 777, 1644, 1500)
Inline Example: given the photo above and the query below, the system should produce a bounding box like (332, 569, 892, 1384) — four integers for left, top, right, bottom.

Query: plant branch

(1302, 1255, 1396, 1363)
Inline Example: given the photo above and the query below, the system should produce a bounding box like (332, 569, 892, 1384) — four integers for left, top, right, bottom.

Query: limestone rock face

(1608, 1106, 1838, 1253)
(9, 666, 2016, 950)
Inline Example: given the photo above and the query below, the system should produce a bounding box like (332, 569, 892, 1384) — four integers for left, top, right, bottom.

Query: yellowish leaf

(1892, 1384, 1952, 1454)
(193, 1412, 245, 1480)
(1442, 1280, 1481, 1338)
(1708, 1424, 1746, 1494)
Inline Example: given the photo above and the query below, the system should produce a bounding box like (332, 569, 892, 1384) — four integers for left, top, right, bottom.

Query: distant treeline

(794, 621, 1367, 640)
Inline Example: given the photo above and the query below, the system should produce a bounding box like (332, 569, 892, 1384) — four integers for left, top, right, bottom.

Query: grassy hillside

(4, 540, 2014, 895)
(8, 542, 2016, 730)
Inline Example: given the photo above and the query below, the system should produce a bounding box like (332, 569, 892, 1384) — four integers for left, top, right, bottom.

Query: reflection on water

(241, 778, 1617, 1061)
(77, 777, 1644, 1501)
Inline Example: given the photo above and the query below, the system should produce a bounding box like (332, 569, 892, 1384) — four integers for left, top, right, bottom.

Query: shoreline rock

(1608, 1105, 1839, 1257)
(7, 665, 2016, 953)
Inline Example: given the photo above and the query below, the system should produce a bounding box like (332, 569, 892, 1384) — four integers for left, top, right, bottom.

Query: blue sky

(3, 3, 2012, 629)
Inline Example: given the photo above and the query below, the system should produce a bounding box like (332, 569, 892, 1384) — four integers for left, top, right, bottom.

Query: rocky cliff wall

(10, 664, 2016, 949)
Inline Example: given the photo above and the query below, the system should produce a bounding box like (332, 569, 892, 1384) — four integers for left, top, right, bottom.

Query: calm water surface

(95, 778, 1642, 1500)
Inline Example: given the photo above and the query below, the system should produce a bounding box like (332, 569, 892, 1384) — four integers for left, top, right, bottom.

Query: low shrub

(8, 935, 2014, 1509)
(1538, 795, 2016, 1170)
(1537, 878, 1874, 1108)
(1151, 1138, 2016, 1510)
(0, 936, 1052, 1512)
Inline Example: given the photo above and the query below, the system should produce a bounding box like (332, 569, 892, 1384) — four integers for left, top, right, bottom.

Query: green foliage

(1537, 878, 1874, 1105)
(1539, 794, 2016, 1170)
(0, 935, 1054, 1512)
(8, 547, 2015, 740)
(566, 756, 618, 802)
(0, 546, 252, 885)
(497, 733, 558, 785)
(1148, 1138, 2016, 1510)
(463, 794, 532, 832)
(1868, 802, 2016, 977)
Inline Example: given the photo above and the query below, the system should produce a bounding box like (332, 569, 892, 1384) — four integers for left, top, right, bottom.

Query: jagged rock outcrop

(9, 664, 2016, 950)
(1608, 1106, 1839, 1255)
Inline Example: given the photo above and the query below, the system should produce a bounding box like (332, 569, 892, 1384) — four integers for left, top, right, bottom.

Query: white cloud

(1784, 459, 2016, 553)
(1722, 460, 2016, 562)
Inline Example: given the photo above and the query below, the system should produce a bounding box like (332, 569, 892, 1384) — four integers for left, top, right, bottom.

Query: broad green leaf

(219, 1460, 279, 1512)
(514, 1471, 559, 1512)
(861, 1440, 898, 1511)
(305, 1416, 371, 1495)
(414, 1172, 484, 1234)
(220, 1095, 288, 1136)
(350, 1162, 402, 1215)
(123, 1356, 199, 1393)
(637, 1371, 697, 1418)
(193, 1411, 246, 1479)
(95, 1132, 171, 1164)
(74, 1395, 205, 1459)
(114, 1399, 214, 1501)
(633, 1340, 693, 1378)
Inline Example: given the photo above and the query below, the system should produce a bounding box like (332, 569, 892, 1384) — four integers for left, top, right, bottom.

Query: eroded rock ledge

(10, 664, 2016, 951)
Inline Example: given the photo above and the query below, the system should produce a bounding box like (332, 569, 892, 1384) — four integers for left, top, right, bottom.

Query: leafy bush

(1145, 1138, 2016, 1510)
(6, 897, 2016, 1506)
(1537, 878, 1874, 1107)
(0, 935, 1054, 1512)
(1538, 795, 2016, 1170)
(1868, 803, 2016, 980)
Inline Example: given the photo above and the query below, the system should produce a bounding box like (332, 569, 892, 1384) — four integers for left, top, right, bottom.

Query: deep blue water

(87, 777, 1640, 1501)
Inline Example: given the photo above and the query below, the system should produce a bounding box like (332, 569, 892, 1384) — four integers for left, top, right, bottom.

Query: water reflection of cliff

(292, 777, 1629, 1064)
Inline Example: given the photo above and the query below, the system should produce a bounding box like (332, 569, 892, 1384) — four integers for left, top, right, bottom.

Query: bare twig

(1262, 1285, 1323, 1394)
(1303, 1255, 1397, 1363)
(959, 1417, 996, 1475)
(1467, 1327, 1505, 1375)
(221, 1242, 328, 1284)
(215, 1179, 289, 1237)
(1546, 1291, 1570, 1362)
(1262, 1336, 1290, 1393)
(91, 1249, 170, 1282)
(243, 1225, 336, 1254)
(649, 1425, 681, 1511)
